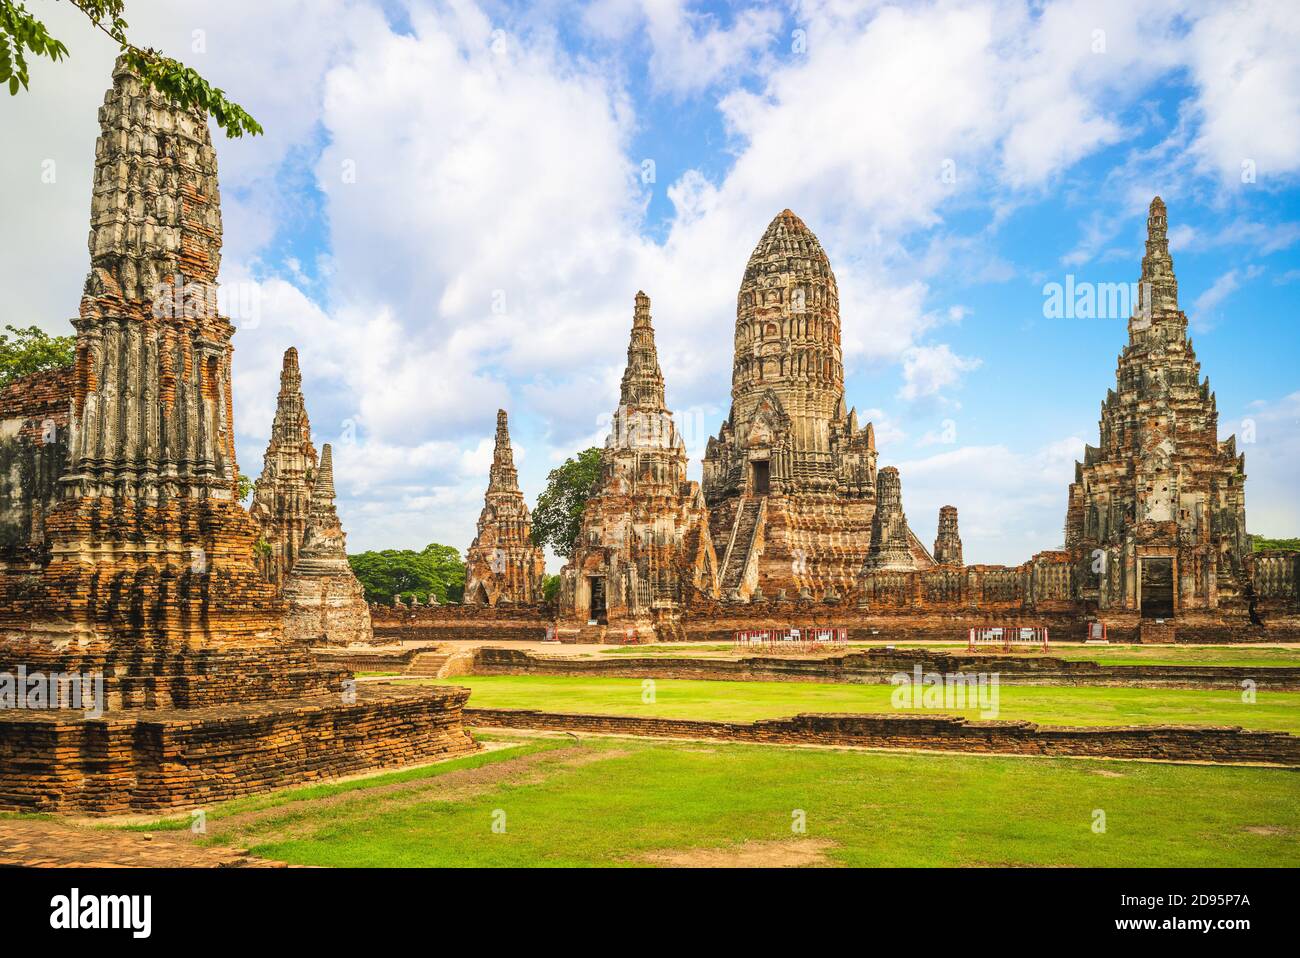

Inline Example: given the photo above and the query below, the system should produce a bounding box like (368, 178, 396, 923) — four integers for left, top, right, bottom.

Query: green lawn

(133, 735, 1300, 867)
(595, 642, 1300, 667)
(422, 674, 1300, 733)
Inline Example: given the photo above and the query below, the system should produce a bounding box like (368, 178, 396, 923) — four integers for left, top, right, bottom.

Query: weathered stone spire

(488, 409, 521, 493)
(282, 443, 375, 644)
(1066, 196, 1248, 617)
(1133, 196, 1181, 329)
(864, 467, 915, 571)
(249, 347, 318, 589)
(933, 505, 963, 566)
(32, 55, 284, 647)
(618, 291, 667, 412)
(464, 410, 546, 606)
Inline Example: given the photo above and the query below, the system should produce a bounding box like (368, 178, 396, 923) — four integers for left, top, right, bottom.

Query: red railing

(733, 627, 849, 653)
(967, 625, 1049, 651)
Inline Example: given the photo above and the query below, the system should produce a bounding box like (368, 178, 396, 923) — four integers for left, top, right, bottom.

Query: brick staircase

(721, 497, 764, 594)
(404, 650, 452, 677)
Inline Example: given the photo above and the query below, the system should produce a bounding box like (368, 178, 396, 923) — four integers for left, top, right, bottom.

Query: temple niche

(249, 347, 318, 590)
(559, 293, 718, 641)
(463, 410, 547, 606)
(702, 210, 933, 600)
(1065, 197, 1250, 623)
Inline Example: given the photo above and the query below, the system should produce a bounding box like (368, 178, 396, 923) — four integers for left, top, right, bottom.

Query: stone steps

(404, 652, 452, 677)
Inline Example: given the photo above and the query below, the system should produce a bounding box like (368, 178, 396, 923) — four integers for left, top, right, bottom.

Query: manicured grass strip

(425, 674, 1300, 734)
(110, 738, 557, 832)
(243, 737, 1300, 867)
(596, 643, 1300, 667)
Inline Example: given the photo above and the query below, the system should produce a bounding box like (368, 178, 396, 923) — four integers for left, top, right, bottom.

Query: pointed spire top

(282, 346, 300, 374)
(488, 410, 521, 492)
(314, 442, 336, 502)
(1136, 194, 1180, 319)
(619, 291, 666, 411)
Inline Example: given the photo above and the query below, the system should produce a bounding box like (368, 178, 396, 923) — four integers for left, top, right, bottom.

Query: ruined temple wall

(370, 602, 552, 643)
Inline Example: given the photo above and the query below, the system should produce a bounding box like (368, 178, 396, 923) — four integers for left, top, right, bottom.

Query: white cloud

(897, 344, 982, 402)
(1185, 0, 1300, 183)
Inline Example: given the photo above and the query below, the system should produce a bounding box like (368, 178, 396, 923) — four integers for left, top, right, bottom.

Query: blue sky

(4, 0, 1298, 567)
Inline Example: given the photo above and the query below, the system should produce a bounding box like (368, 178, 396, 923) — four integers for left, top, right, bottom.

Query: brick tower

(282, 443, 374, 644)
(249, 347, 318, 589)
(1065, 197, 1249, 622)
(703, 210, 931, 598)
(560, 292, 718, 640)
(463, 410, 546, 605)
(0, 59, 475, 812)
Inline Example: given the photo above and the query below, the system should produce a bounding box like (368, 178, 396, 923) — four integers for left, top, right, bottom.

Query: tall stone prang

(463, 410, 546, 605)
(702, 210, 932, 596)
(864, 468, 916, 572)
(1064, 197, 1249, 619)
(560, 293, 718, 641)
(282, 443, 374, 644)
(249, 347, 318, 590)
(933, 505, 963, 566)
(23, 56, 283, 649)
(0, 59, 477, 813)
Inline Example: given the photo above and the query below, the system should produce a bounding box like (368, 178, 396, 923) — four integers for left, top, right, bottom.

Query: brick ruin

(281, 443, 375, 645)
(0, 59, 474, 812)
(703, 210, 933, 602)
(463, 410, 547, 606)
(249, 347, 317, 589)
(558, 292, 719, 641)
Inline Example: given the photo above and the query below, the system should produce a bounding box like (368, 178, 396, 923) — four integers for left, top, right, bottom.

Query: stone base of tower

(283, 576, 375, 646)
(0, 683, 477, 815)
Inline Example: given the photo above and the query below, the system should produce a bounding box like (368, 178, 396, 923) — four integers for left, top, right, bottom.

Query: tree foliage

(542, 573, 561, 604)
(236, 473, 254, 503)
(1252, 535, 1300, 552)
(531, 447, 602, 560)
(1, 0, 261, 137)
(348, 542, 466, 605)
(0, 324, 75, 387)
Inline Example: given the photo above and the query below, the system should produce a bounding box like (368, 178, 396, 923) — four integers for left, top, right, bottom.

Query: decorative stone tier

(466, 708, 1300, 766)
(0, 684, 477, 814)
(472, 646, 1300, 691)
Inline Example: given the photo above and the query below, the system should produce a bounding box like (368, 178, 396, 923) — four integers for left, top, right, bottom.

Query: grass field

(117, 734, 1300, 867)
(420, 674, 1300, 733)
(595, 642, 1300, 667)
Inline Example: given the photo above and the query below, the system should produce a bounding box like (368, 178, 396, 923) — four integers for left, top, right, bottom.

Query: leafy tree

(0, 324, 74, 387)
(1252, 535, 1300, 552)
(348, 542, 466, 605)
(236, 473, 254, 503)
(1, 0, 261, 137)
(531, 447, 602, 560)
(542, 573, 561, 603)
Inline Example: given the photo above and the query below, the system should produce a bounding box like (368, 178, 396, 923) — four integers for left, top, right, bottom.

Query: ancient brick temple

(703, 210, 932, 599)
(463, 410, 546, 606)
(1065, 198, 1251, 625)
(282, 443, 375, 645)
(559, 293, 719, 641)
(0, 59, 474, 812)
(249, 347, 318, 589)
